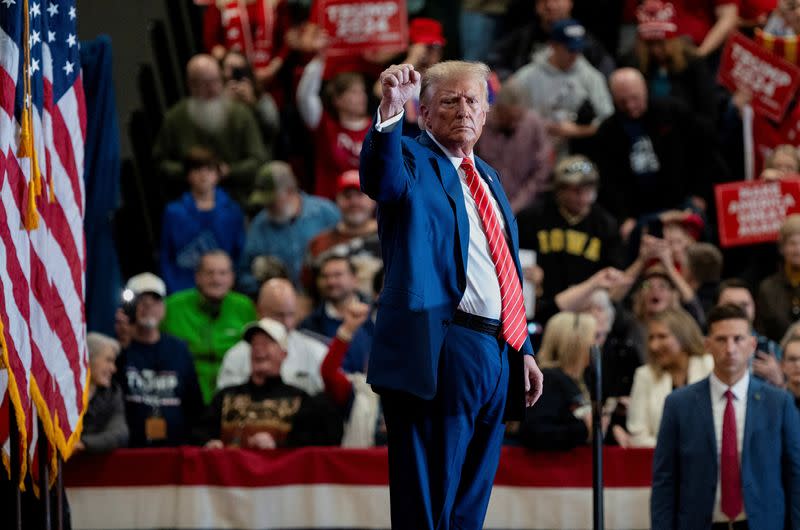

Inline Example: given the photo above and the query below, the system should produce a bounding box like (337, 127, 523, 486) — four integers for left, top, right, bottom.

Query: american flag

(0, 0, 87, 480)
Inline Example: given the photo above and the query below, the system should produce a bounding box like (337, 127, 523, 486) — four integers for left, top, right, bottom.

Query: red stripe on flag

(28, 247, 83, 423)
(49, 96, 82, 217)
(2, 155, 76, 444)
(30, 339, 70, 442)
(0, 182, 32, 421)
(73, 77, 87, 142)
(0, 66, 14, 118)
(0, 393, 8, 448)
(4, 148, 28, 221)
(37, 187, 83, 304)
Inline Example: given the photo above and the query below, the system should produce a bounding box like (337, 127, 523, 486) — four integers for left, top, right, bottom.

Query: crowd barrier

(65, 445, 655, 530)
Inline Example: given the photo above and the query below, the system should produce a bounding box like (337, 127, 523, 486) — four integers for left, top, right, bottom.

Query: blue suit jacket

(359, 122, 533, 420)
(651, 376, 800, 530)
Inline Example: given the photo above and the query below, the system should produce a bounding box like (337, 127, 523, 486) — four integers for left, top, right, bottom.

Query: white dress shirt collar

(709, 371, 750, 403)
(425, 130, 476, 171)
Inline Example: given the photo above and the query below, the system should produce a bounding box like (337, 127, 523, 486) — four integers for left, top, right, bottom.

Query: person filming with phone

(114, 273, 205, 448)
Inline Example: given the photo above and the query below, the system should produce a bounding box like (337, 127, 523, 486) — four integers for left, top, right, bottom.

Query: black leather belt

(711, 521, 748, 530)
(453, 310, 502, 337)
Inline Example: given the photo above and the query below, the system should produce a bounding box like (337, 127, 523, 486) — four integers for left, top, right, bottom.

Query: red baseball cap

(637, 0, 678, 41)
(336, 170, 361, 195)
(409, 18, 446, 46)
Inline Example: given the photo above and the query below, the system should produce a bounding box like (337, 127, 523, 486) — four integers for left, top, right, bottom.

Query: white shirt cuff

(374, 108, 404, 133)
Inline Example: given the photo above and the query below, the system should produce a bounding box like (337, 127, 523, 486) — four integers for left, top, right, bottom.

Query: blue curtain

(80, 35, 122, 336)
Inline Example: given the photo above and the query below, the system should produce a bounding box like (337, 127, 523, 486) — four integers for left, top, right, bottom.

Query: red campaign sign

(314, 0, 408, 56)
(752, 102, 800, 175)
(718, 32, 800, 122)
(715, 178, 800, 247)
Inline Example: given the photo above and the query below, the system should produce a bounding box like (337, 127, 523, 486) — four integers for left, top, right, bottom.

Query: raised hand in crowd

(753, 350, 786, 387)
(226, 77, 258, 106)
(555, 267, 627, 311)
(204, 439, 224, 450)
(286, 22, 328, 55)
(247, 431, 277, 450)
(336, 299, 371, 342)
(620, 218, 637, 242)
(114, 308, 133, 349)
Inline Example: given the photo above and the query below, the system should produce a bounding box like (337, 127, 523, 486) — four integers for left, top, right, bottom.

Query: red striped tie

(460, 158, 528, 350)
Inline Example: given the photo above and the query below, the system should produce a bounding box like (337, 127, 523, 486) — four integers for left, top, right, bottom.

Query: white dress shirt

(709, 371, 749, 523)
(375, 109, 505, 319)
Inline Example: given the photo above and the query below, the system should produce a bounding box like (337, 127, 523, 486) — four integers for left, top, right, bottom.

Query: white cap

(125, 272, 167, 298)
(242, 318, 289, 350)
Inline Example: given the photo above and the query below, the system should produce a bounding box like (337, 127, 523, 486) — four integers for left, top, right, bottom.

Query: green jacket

(152, 99, 268, 206)
(162, 288, 257, 403)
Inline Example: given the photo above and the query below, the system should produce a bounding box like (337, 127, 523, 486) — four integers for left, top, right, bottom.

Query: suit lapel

(742, 377, 763, 483)
(474, 156, 519, 252)
(694, 379, 718, 466)
(417, 134, 470, 277)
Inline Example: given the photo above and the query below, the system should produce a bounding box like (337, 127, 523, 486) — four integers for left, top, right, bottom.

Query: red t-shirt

(739, 0, 777, 22)
(674, 0, 739, 45)
(203, 0, 291, 69)
(313, 112, 370, 199)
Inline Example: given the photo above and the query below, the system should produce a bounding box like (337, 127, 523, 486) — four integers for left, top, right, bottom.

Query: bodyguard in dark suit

(360, 61, 544, 529)
(651, 304, 800, 530)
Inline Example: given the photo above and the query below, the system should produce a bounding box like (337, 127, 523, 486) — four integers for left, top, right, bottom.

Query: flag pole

(38, 420, 51, 530)
(9, 403, 22, 530)
(591, 344, 604, 530)
(56, 455, 63, 530)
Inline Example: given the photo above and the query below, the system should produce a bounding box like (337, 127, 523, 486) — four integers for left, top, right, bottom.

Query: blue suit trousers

(381, 324, 509, 530)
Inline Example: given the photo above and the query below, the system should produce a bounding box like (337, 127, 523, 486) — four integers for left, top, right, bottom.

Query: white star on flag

(30, 58, 39, 74)
(66, 33, 76, 47)
(48, 30, 56, 43)
(30, 1, 39, 16)
(1, 0, 15, 7)
(30, 30, 40, 46)
(68, 5, 75, 19)
(63, 60, 73, 75)
(46, 1, 57, 16)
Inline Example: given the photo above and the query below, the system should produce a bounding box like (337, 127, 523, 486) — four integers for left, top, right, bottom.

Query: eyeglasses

(562, 160, 595, 175)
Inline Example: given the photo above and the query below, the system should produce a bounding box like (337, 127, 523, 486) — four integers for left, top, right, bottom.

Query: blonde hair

(646, 308, 705, 369)
(779, 213, 800, 246)
(781, 320, 800, 349)
(634, 37, 695, 74)
(765, 144, 800, 172)
(86, 332, 121, 361)
(420, 61, 490, 107)
(538, 312, 597, 369)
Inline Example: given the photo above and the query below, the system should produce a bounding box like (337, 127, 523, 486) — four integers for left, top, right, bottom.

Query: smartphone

(645, 218, 663, 239)
(121, 288, 137, 323)
(231, 66, 251, 82)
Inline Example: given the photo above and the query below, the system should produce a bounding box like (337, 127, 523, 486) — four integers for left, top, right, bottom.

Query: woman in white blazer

(623, 308, 713, 447)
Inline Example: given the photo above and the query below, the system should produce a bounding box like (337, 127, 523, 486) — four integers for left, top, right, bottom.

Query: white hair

(420, 60, 490, 107)
(86, 332, 121, 360)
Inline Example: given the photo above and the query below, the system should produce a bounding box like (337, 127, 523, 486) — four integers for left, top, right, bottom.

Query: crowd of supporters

(79, 0, 800, 456)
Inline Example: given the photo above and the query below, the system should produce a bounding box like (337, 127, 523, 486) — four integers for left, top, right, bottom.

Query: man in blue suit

(360, 61, 544, 529)
(652, 304, 800, 530)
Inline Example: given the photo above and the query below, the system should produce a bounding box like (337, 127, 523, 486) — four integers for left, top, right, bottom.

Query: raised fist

(379, 64, 421, 120)
(341, 300, 371, 336)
